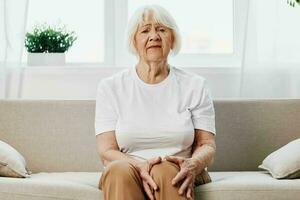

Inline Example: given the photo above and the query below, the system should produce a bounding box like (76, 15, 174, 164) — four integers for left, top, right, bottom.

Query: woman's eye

(159, 28, 165, 32)
(141, 30, 149, 33)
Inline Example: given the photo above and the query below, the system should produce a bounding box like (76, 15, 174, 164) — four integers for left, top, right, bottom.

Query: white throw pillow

(258, 138, 300, 179)
(0, 140, 31, 178)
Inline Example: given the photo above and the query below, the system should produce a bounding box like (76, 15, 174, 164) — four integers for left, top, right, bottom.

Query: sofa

(0, 99, 300, 200)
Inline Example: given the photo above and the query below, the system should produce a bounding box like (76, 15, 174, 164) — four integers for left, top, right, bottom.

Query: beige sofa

(0, 99, 300, 200)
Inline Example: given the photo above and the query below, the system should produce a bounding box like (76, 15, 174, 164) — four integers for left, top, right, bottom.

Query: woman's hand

(165, 156, 202, 199)
(135, 156, 162, 200)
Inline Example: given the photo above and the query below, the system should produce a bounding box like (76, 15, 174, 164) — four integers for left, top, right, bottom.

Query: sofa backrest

(0, 99, 299, 173)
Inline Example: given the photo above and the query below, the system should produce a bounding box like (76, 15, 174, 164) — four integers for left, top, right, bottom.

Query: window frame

(113, 0, 248, 68)
(23, 0, 247, 67)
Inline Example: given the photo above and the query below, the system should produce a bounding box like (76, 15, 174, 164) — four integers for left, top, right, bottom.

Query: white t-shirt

(95, 65, 216, 161)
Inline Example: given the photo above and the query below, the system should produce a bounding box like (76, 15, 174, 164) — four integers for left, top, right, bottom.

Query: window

(115, 0, 246, 67)
(23, 0, 246, 67)
(128, 0, 233, 54)
(23, 0, 104, 63)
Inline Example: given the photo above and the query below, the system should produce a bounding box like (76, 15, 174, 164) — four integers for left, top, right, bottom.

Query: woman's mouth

(147, 45, 162, 49)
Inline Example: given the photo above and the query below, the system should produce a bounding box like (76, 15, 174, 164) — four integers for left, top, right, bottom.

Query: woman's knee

(99, 160, 141, 189)
(104, 160, 135, 177)
(150, 160, 179, 181)
(100, 160, 137, 188)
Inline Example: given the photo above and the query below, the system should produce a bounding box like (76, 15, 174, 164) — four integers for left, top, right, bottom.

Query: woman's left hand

(164, 155, 202, 199)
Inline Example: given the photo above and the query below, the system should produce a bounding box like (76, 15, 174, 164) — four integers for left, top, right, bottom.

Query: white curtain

(1, 0, 300, 99)
(0, 0, 28, 99)
(240, 0, 300, 98)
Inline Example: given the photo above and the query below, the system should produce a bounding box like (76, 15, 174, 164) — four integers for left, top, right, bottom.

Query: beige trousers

(99, 160, 211, 200)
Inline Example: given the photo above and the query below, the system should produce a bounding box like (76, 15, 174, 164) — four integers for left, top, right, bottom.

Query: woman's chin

(145, 54, 165, 62)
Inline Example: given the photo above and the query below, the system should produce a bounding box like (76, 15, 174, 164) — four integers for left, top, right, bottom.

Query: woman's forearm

(191, 144, 216, 172)
(101, 149, 141, 168)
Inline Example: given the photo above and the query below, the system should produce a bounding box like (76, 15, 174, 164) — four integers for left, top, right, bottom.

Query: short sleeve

(94, 80, 118, 136)
(190, 79, 216, 135)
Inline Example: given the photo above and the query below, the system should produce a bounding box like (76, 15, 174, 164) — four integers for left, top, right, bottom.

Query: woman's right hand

(135, 156, 162, 200)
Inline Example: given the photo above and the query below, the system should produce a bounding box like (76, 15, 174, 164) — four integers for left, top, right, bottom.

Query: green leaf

(24, 22, 77, 53)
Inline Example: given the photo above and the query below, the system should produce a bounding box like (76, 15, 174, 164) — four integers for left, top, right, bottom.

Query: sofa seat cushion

(0, 172, 103, 200)
(0, 171, 299, 200)
(196, 171, 300, 200)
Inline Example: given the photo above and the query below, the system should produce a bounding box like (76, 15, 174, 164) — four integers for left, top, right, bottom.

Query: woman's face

(134, 12, 174, 62)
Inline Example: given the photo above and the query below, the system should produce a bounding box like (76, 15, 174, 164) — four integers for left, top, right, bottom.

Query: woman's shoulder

(172, 66, 207, 87)
(97, 68, 132, 88)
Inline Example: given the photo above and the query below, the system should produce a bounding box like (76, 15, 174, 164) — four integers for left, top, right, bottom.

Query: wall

(4, 66, 241, 99)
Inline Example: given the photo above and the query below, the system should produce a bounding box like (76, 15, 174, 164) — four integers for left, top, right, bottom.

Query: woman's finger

(186, 187, 192, 199)
(148, 157, 161, 170)
(154, 156, 162, 163)
(172, 168, 188, 185)
(186, 182, 193, 199)
(143, 172, 158, 191)
(143, 181, 155, 200)
(178, 176, 192, 195)
(165, 156, 183, 165)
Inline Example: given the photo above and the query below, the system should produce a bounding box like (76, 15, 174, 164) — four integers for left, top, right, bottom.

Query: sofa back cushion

(213, 99, 300, 171)
(0, 100, 102, 173)
(0, 99, 299, 172)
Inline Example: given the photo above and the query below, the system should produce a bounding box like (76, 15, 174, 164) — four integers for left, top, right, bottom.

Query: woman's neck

(136, 60, 170, 84)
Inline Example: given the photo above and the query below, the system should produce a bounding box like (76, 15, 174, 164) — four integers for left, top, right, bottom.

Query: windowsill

(19, 63, 241, 70)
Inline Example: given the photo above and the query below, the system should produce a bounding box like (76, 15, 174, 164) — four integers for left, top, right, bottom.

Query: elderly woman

(95, 4, 216, 200)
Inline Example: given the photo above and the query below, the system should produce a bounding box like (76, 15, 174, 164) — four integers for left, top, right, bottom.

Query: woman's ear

(132, 33, 139, 55)
(133, 39, 138, 55)
(170, 32, 175, 50)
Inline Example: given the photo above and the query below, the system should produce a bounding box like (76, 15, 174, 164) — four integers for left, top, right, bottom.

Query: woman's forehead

(140, 11, 160, 24)
(135, 10, 171, 31)
(138, 16, 164, 28)
(139, 22, 162, 28)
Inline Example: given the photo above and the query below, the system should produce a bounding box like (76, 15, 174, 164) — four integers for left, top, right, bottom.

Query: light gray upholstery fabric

(0, 100, 102, 173)
(258, 138, 300, 179)
(0, 171, 299, 200)
(0, 99, 300, 200)
(195, 171, 300, 200)
(1, 99, 300, 173)
(0, 140, 31, 178)
(0, 172, 102, 200)
(212, 99, 300, 171)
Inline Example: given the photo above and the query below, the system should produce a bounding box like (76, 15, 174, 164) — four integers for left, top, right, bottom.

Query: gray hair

(126, 5, 181, 56)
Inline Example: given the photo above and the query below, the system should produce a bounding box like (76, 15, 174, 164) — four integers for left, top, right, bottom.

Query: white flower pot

(27, 53, 66, 66)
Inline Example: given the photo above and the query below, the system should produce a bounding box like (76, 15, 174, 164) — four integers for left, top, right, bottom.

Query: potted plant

(25, 23, 77, 66)
(287, 0, 300, 7)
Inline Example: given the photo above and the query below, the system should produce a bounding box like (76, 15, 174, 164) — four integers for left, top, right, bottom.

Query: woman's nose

(149, 31, 160, 41)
